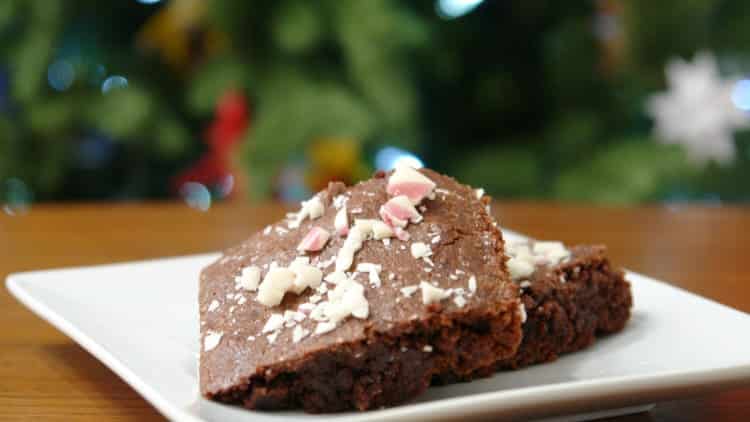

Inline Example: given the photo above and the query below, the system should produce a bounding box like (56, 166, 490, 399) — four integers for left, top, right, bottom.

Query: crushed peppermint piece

(380, 195, 421, 228)
(394, 226, 410, 241)
(324, 270, 348, 284)
(324, 279, 369, 323)
(263, 226, 272, 235)
(350, 207, 363, 214)
(372, 220, 395, 239)
(256, 268, 296, 306)
(247, 335, 256, 341)
(288, 259, 323, 294)
(400, 285, 419, 297)
(203, 331, 223, 352)
(262, 313, 285, 333)
(292, 325, 309, 343)
(520, 280, 532, 289)
(559, 274, 566, 283)
(334, 206, 349, 236)
(449, 274, 459, 280)
(475, 188, 485, 199)
(266, 331, 279, 344)
(309, 294, 322, 304)
(410, 242, 432, 259)
(357, 263, 383, 288)
(297, 226, 331, 252)
(420, 281, 450, 305)
(237, 296, 247, 305)
(335, 225, 364, 272)
(431, 235, 441, 244)
(315, 322, 336, 335)
(453, 295, 467, 308)
(207, 299, 220, 312)
(468, 276, 477, 293)
(235, 265, 262, 291)
(333, 194, 348, 210)
(422, 345, 433, 352)
(289, 196, 325, 229)
(386, 165, 436, 204)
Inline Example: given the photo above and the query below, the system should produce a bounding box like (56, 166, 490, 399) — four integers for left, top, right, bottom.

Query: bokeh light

(2, 178, 33, 216)
(101, 75, 128, 94)
(215, 174, 235, 199)
(47, 60, 75, 91)
(436, 0, 484, 19)
(731, 79, 750, 111)
(136, 0, 161, 4)
(180, 182, 211, 212)
(375, 146, 424, 171)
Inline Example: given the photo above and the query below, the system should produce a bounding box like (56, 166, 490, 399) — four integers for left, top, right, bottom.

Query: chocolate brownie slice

(199, 168, 523, 413)
(435, 240, 632, 383)
(502, 241, 632, 369)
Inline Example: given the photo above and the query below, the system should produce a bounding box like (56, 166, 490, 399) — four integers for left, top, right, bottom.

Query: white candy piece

(379, 195, 421, 228)
(386, 166, 436, 204)
(518, 303, 527, 323)
(334, 206, 349, 236)
(235, 265, 262, 291)
(475, 188, 485, 199)
(372, 220, 394, 239)
(207, 299, 220, 312)
(203, 330, 223, 352)
(420, 281, 450, 305)
(315, 321, 336, 335)
(289, 259, 323, 294)
(324, 270, 348, 284)
(323, 279, 369, 323)
(507, 256, 535, 280)
(292, 325, 309, 343)
(400, 285, 419, 297)
(297, 226, 331, 252)
(262, 313, 285, 333)
(410, 242, 432, 259)
(357, 263, 382, 288)
(289, 196, 325, 229)
(468, 275, 477, 293)
(533, 241, 571, 264)
(335, 225, 364, 272)
(394, 226, 410, 241)
(256, 267, 296, 306)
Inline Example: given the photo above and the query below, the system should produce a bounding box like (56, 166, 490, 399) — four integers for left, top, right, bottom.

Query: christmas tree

(1, 0, 749, 206)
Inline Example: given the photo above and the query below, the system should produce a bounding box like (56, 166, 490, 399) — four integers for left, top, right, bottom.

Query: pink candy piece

(297, 226, 331, 252)
(386, 167, 436, 204)
(379, 195, 420, 228)
(394, 226, 411, 241)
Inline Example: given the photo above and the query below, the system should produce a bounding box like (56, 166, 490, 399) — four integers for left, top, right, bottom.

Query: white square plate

(6, 231, 750, 421)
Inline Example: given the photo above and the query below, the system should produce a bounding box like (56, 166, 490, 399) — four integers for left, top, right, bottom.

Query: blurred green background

(2, 0, 750, 210)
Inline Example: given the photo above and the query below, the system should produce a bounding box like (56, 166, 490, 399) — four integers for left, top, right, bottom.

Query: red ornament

(172, 90, 250, 197)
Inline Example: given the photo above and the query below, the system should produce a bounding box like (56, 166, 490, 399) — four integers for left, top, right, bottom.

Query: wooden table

(2, 202, 748, 421)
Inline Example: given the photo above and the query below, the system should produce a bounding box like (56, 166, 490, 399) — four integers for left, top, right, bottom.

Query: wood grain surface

(1, 201, 748, 421)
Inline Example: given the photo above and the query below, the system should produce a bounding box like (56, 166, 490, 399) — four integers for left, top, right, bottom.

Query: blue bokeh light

(180, 182, 212, 212)
(375, 147, 424, 171)
(436, 0, 485, 19)
(136, 0, 161, 4)
(731, 79, 750, 111)
(47, 60, 75, 91)
(101, 75, 128, 94)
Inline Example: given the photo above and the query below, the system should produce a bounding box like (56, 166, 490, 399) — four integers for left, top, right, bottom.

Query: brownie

(434, 240, 632, 383)
(502, 243, 632, 369)
(198, 168, 524, 413)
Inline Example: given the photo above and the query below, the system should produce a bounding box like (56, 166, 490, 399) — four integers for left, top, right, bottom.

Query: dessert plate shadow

(7, 231, 750, 421)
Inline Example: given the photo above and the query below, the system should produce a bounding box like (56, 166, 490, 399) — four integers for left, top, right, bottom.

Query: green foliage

(1, 0, 749, 202)
(554, 139, 692, 204)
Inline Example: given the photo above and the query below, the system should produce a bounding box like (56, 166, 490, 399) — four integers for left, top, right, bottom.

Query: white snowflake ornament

(646, 51, 749, 164)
